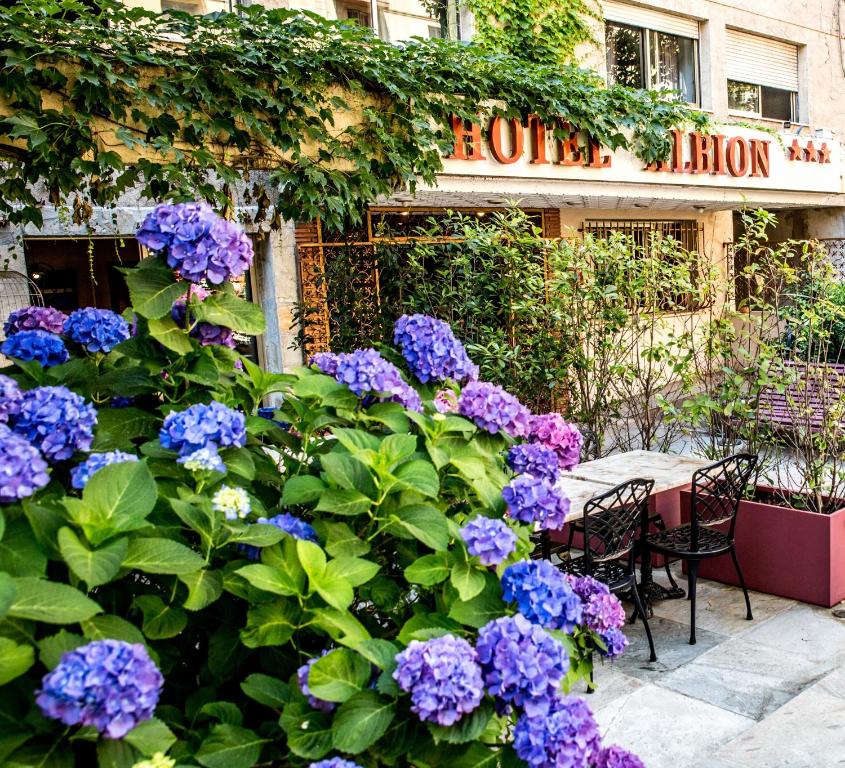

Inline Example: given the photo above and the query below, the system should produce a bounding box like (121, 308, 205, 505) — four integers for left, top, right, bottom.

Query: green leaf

(134, 595, 188, 639)
(221, 447, 255, 481)
(0, 518, 47, 577)
(170, 498, 218, 551)
(405, 553, 450, 585)
(321, 521, 370, 557)
(196, 724, 268, 768)
(0, 638, 34, 685)
(331, 690, 395, 754)
(38, 630, 84, 669)
(391, 460, 440, 497)
(325, 556, 380, 587)
(0, 571, 17, 619)
(308, 648, 372, 703)
(92, 407, 157, 452)
(65, 461, 157, 546)
(315, 576, 354, 612)
(282, 475, 326, 506)
(123, 537, 204, 574)
(448, 578, 503, 628)
(240, 673, 289, 709)
(315, 489, 372, 517)
(379, 434, 418, 466)
(200, 701, 244, 726)
(180, 569, 223, 611)
(58, 528, 127, 588)
(321, 453, 374, 493)
(8, 578, 101, 624)
(96, 740, 138, 768)
(296, 539, 326, 583)
(241, 600, 298, 648)
(354, 638, 399, 671)
(123, 718, 176, 757)
(280, 706, 332, 760)
(125, 259, 185, 319)
(451, 743, 504, 768)
(308, 607, 371, 647)
(236, 563, 301, 597)
(388, 504, 450, 551)
(148, 316, 193, 354)
(450, 561, 487, 601)
(193, 292, 266, 335)
(397, 613, 462, 645)
(81, 615, 146, 646)
(428, 701, 493, 744)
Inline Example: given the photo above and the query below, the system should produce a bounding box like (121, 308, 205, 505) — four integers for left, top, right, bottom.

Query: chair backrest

(582, 477, 654, 566)
(690, 453, 757, 548)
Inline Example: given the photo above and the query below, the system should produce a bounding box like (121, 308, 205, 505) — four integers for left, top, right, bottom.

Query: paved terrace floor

(590, 569, 845, 767)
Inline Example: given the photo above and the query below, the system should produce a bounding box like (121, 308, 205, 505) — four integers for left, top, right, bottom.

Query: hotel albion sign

(447, 115, 832, 177)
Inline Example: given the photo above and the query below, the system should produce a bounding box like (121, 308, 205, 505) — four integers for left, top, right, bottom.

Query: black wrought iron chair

(558, 478, 657, 663)
(643, 453, 757, 646)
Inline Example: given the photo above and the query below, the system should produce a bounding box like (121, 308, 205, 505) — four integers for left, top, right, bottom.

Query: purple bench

(757, 361, 845, 433)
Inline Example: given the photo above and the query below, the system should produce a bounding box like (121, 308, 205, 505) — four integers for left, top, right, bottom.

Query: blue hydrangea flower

(513, 694, 601, 768)
(528, 414, 583, 471)
(240, 512, 318, 560)
(0, 374, 22, 423)
(310, 352, 339, 377)
(322, 348, 422, 412)
(36, 640, 163, 739)
(63, 308, 130, 353)
(159, 401, 246, 456)
(136, 202, 253, 285)
(599, 628, 629, 659)
(393, 314, 478, 384)
(109, 396, 134, 408)
(476, 614, 569, 717)
(71, 451, 139, 489)
(4, 306, 67, 336)
(212, 485, 251, 520)
(309, 759, 363, 768)
(393, 635, 484, 726)
(1, 329, 69, 367)
(297, 652, 336, 713)
(501, 560, 583, 632)
(506, 443, 560, 482)
(14, 386, 97, 462)
(457, 380, 530, 437)
(0, 424, 49, 503)
(177, 447, 226, 473)
(502, 474, 570, 531)
(460, 516, 517, 566)
(595, 745, 646, 768)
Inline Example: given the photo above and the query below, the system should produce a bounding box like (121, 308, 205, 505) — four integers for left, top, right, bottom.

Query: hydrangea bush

(0, 203, 640, 768)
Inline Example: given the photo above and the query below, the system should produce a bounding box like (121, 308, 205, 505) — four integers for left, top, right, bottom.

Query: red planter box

(680, 487, 845, 607)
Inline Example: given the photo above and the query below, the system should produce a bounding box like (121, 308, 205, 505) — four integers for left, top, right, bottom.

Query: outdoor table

(567, 449, 713, 605)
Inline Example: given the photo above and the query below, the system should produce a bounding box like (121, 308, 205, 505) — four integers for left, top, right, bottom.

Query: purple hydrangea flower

(393, 635, 484, 726)
(599, 628, 629, 659)
(502, 474, 570, 531)
(0, 424, 50, 502)
(4, 306, 67, 336)
(13, 386, 97, 461)
(457, 380, 530, 437)
(310, 352, 339, 377)
(0, 374, 22, 423)
(309, 760, 363, 768)
(36, 640, 163, 739)
(460, 516, 517, 566)
(137, 202, 253, 285)
(506, 443, 560, 482)
(326, 348, 422, 413)
(159, 401, 246, 457)
(297, 652, 336, 713)
(528, 414, 583, 471)
(595, 745, 646, 768)
(393, 314, 478, 384)
(1, 329, 69, 367)
(171, 288, 235, 349)
(71, 451, 139, 489)
(501, 560, 583, 632)
(109, 396, 134, 408)
(63, 308, 130, 353)
(513, 694, 601, 768)
(567, 575, 626, 633)
(476, 614, 569, 717)
(433, 389, 458, 414)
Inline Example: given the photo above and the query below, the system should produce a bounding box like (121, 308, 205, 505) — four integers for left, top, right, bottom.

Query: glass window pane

(728, 80, 760, 113)
(761, 86, 794, 121)
(649, 31, 698, 104)
(606, 23, 644, 89)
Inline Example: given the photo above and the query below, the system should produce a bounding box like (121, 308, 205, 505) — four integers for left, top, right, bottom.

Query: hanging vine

(0, 0, 704, 231)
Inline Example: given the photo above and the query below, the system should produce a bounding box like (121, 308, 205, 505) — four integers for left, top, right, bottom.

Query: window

(605, 21, 698, 104)
(343, 7, 371, 27)
(726, 30, 798, 122)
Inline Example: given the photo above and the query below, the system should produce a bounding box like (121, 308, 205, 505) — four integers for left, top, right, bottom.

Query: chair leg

(567, 524, 575, 552)
(730, 546, 753, 621)
(687, 559, 699, 645)
(651, 515, 680, 591)
(630, 581, 657, 662)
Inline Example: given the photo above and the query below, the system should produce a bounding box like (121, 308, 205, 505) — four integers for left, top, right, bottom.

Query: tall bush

(0, 205, 643, 767)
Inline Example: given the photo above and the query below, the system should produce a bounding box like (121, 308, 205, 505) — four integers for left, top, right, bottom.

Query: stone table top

(569, 450, 714, 495)
(556, 474, 617, 524)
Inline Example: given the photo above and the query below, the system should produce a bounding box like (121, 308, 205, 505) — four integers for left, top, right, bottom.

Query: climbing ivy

(0, 0, 705, 231)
